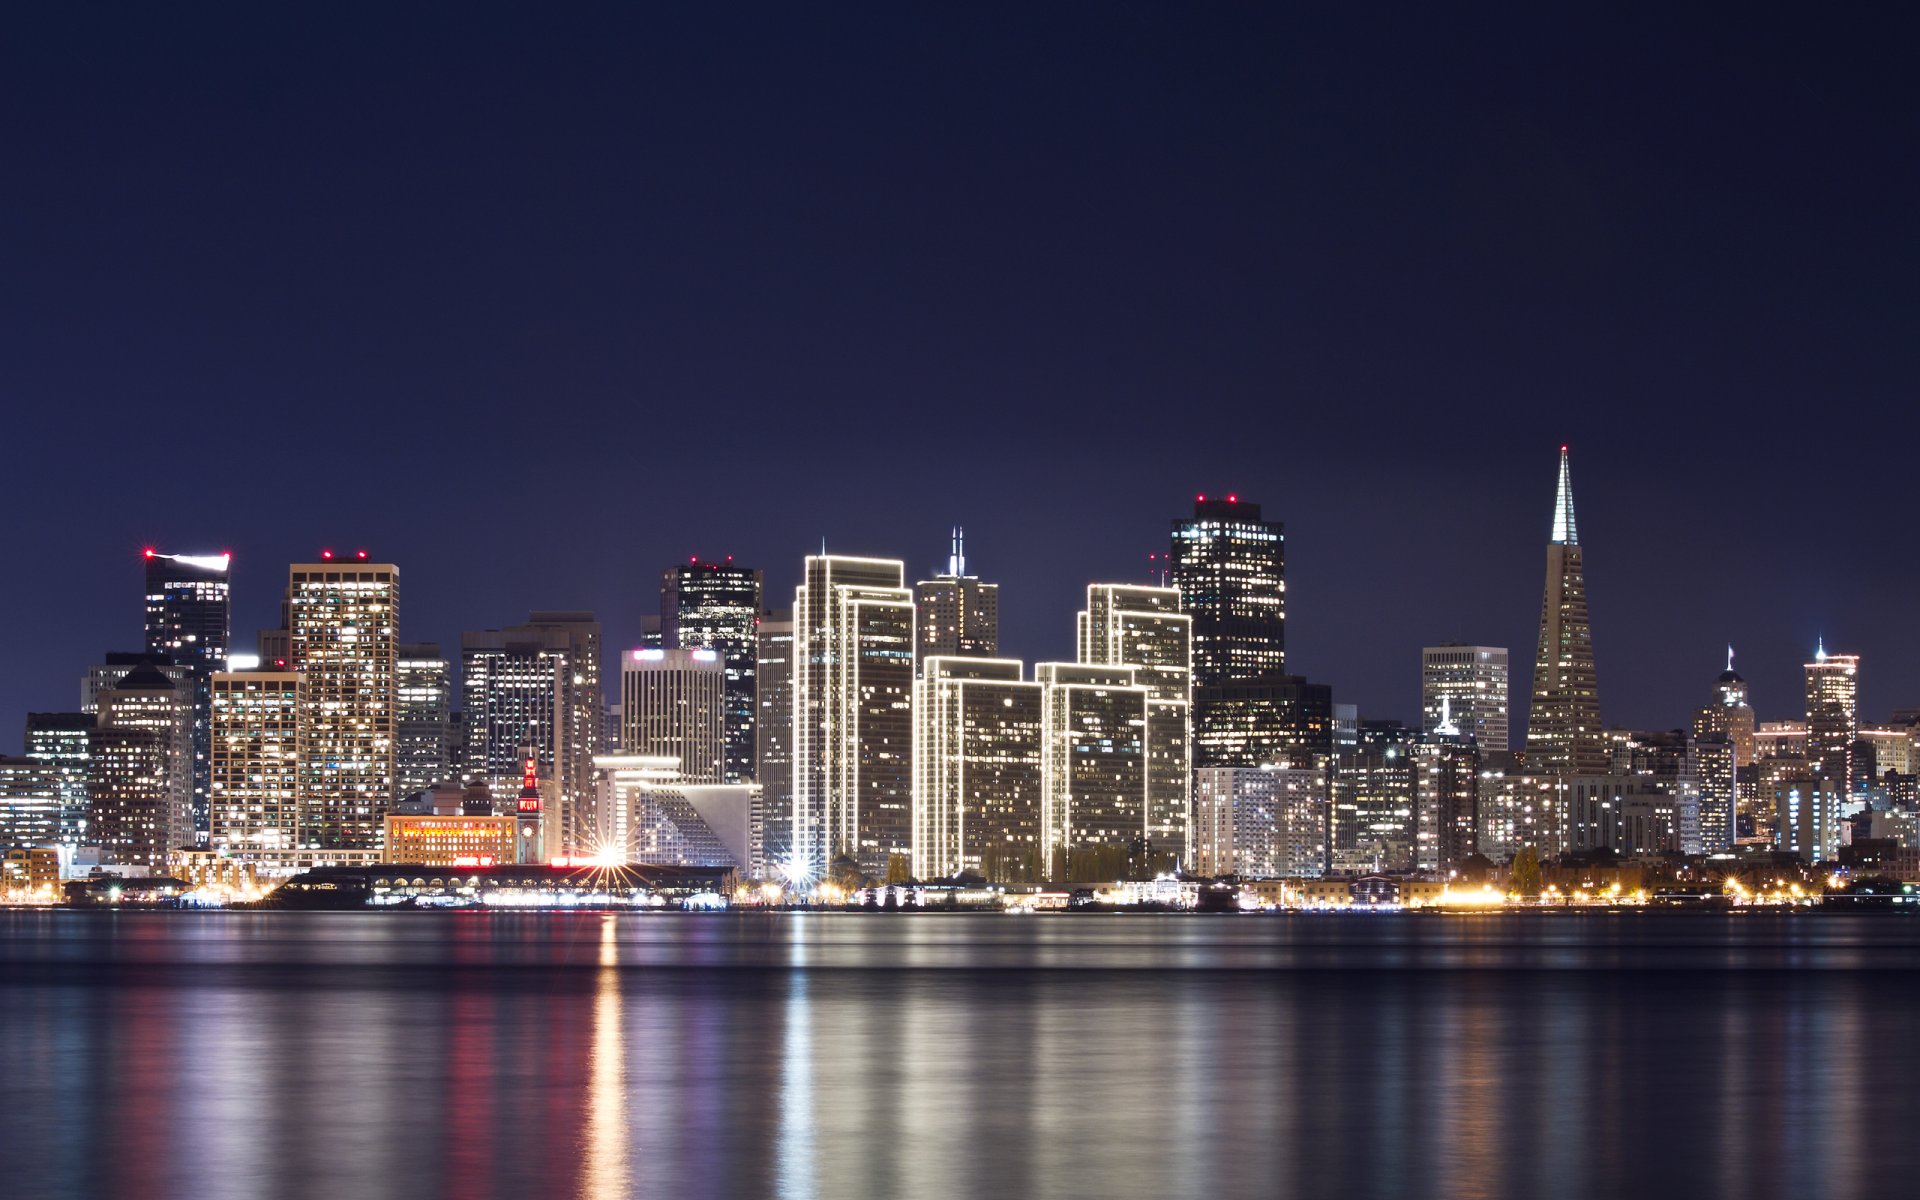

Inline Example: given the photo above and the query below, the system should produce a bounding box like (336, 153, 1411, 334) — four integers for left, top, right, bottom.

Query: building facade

(88, 664, 192, 868)
(754, 610, 795, 876)
(619, 648, 726, 784)
(1192, 765, 1326, 878)
(1421, 644, 1509, 753)
(659, 560, 763, 784)
(913, 528, 1000, 670)
(143, 550, 231, 843)
(209, 670, 302, 864)
(288, 560, 398, 850)
(394, 643, 454, 796)
(791, 556, 915, 879)
(1804, 643, 1861, 794)
(1076, 584, 1192, 863)
(1526, 448, 1606, 775)
(25, 712, 92, 848)
(912, 657, 1042, 883)
(461, 613, 601, 853)
(1170, 495, 1285, 682)
(1037, 662, 1150, 880)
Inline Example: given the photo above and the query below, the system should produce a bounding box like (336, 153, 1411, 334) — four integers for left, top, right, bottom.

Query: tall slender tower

(1526, 447, 1605, 775)
(659, 560, 762, 784)
(288, 558, 398, 850)
(1804, 641, 1860, 792)
(144, 549, 231, 843)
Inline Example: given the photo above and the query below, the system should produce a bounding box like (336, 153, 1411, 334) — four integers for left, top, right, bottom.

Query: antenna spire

(1550, 445, 1578, 545)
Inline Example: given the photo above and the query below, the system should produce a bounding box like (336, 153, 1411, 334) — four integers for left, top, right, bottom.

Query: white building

(620, 648, 726, 784)
(912, 657, 1042, 882)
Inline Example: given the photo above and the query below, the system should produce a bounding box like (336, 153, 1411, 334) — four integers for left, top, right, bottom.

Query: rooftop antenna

(1727, 644, 1735, 673)
(947, 526, 967, 577)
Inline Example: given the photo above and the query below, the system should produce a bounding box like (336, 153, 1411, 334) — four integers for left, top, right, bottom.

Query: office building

(209, 670, 302, 864)
(143, 550, 231, 843)
(83, 653, 188, 714)
(0, 756, 60, 849)
(1037, 662, 1151, 881)
(287, 559, 398, 851)
(1170, 494, 1285, 683)
(1804, 642, 1861, 793)
(912, 657, 1042, 883)
(1775, 776, 1843, 863)
(914, 528, 1000, 670)
(791, 556, 915, 879)
(1076, 584, 1192, 863)
(395, 644, 454, 796)
(461, 612, 601, 852)
(1421, 645, 1509, 753)
(1192, 675, 1333, 768)
(1476, 755, 1567, 862)
(1693, 652, 1757, 768)
(755, 610, 795, 876)
(88, 663, 192, 868)
(25, 712, 92, 847)
(1415, 738, 1480, 873)
(1526, 447, 1606, 775)
(591, 754, 754, 872)
(659, 560, 763, 784)
(1694, 733, 1737, 854)
(619, 648, 726, 784)
(1568, 774, 1683, 856)
(1192, 765, 1326, 878)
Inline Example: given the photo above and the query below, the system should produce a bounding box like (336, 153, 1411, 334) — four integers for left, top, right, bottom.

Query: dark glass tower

(1525, 448, 1606, 775)
(143, 550, 231, 842)
(660, 560, 763, 785)
(1169, 496, 1285, 684)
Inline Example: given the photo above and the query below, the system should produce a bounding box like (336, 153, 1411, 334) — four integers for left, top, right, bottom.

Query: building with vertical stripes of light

(912, 656, 1042, 883)
(754, 610, 795, 876)
(619, 648, 726, 785)
(1076, 584, 1192, 864)
(288, 558, 398, 851)
(209, 670, 302, 864)
(791, 555, 915, 880)
(1037, 661, 1150, 880)
(88, 663, 192, 868)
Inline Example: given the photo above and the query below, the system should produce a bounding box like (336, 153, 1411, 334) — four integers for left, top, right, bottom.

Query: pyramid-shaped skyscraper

(1526, 446, 1606, 775)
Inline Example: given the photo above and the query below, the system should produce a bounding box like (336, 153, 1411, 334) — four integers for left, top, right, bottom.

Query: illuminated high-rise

(394, 644, 454, 796)
(1804, 641, 1860, 792)
(912, 657, 1042, 882)
(1421, 644, 1508, 753)
(1037, 662, 1150, 880)
(754, 610, 795, 875)
(461, 613, 602, 849)
(1192, 765, 1326, 878)
(143, 549, 231, 843)
(791, 555, 914, 879)
(88, 663, 192, 868)
(1170, 495, 1284, 682)
(1526, 447, 1605, 775)
(0, 757, 60, 850)
(913, 528, 999, 671)
(25, 712, 92, 848)
(209, 670, 301, 865)
(288, 558, 398, 851)
(659, 560, 762, 784)
(619, 648, 726, 784)
(1076, 584, 1191, 862)
(1693, 651, 1757, 769)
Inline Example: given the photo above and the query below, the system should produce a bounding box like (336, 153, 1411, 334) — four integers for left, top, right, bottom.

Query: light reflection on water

(2, 910, 1918, 1200)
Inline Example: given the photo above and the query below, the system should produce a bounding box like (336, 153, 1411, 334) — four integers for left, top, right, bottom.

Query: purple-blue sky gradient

(3, 5, 1915, 735)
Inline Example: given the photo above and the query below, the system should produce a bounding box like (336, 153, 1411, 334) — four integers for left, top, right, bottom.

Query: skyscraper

(460, 613, 602, 849)
(209, 670, 301, 865)
(619, 648, 726, 783)
(25, 712, 93, 848)
(1169, 495, 1285, 683)
(913, 528, 1000, 670)
(1037, 662, 1150, 880)
(288, 559, 398, 851)
(394, 644, 454, 797)
(143, 550, 231, 843)
(88, 663, 192, 868)
(754, 609, 795, 874)
(1076, 584, 1191, 863)
(1191, 765, 1327, 878)
(0, 756, 60, 851)
(1693, 651, 1757, 768)
(659, 560, 762, 784)
(791, 555, 915, 879)
(1191, 675, 1333, 768)
(1421, 644, 1509, 752)
(1525, 447, 1605, 775)
(1804, 641, 1861, 792)
(912, 656, 1042, 882)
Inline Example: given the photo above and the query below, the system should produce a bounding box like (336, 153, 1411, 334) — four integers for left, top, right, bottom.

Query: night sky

(4, 5, 1915, 736)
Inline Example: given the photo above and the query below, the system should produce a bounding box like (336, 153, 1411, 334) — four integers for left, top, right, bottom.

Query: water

(3, 910, 1917, 1200)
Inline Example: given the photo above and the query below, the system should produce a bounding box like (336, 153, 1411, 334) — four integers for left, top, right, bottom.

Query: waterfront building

(1192, 765, 1326, 878)
(754, 609, 795, 877)
(25, 712, 92, 847)
(394, 644, 454, 796)
(591, 754, 754, 871)
(143, 550, 231, 842)
(913, 528, 1000, 670)
(1037, 662, 1150, 880)
(1421, 645, 1509, 752)
(1076, 584, 1191, 863)
(0, 756, 60, 849)
(658, 560, 762, 784)
(461, 613, 601, 852)
(383, 784, 517, 866)
(912, 657, 1042, 883)
(791, 556, 915, 879)
(88, 664, 192, 868)
(1526, 448, 1606, 775)
(619, 648, 726, 784)
(209, 670, 302, 865)
(288, 559, 398, 850)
